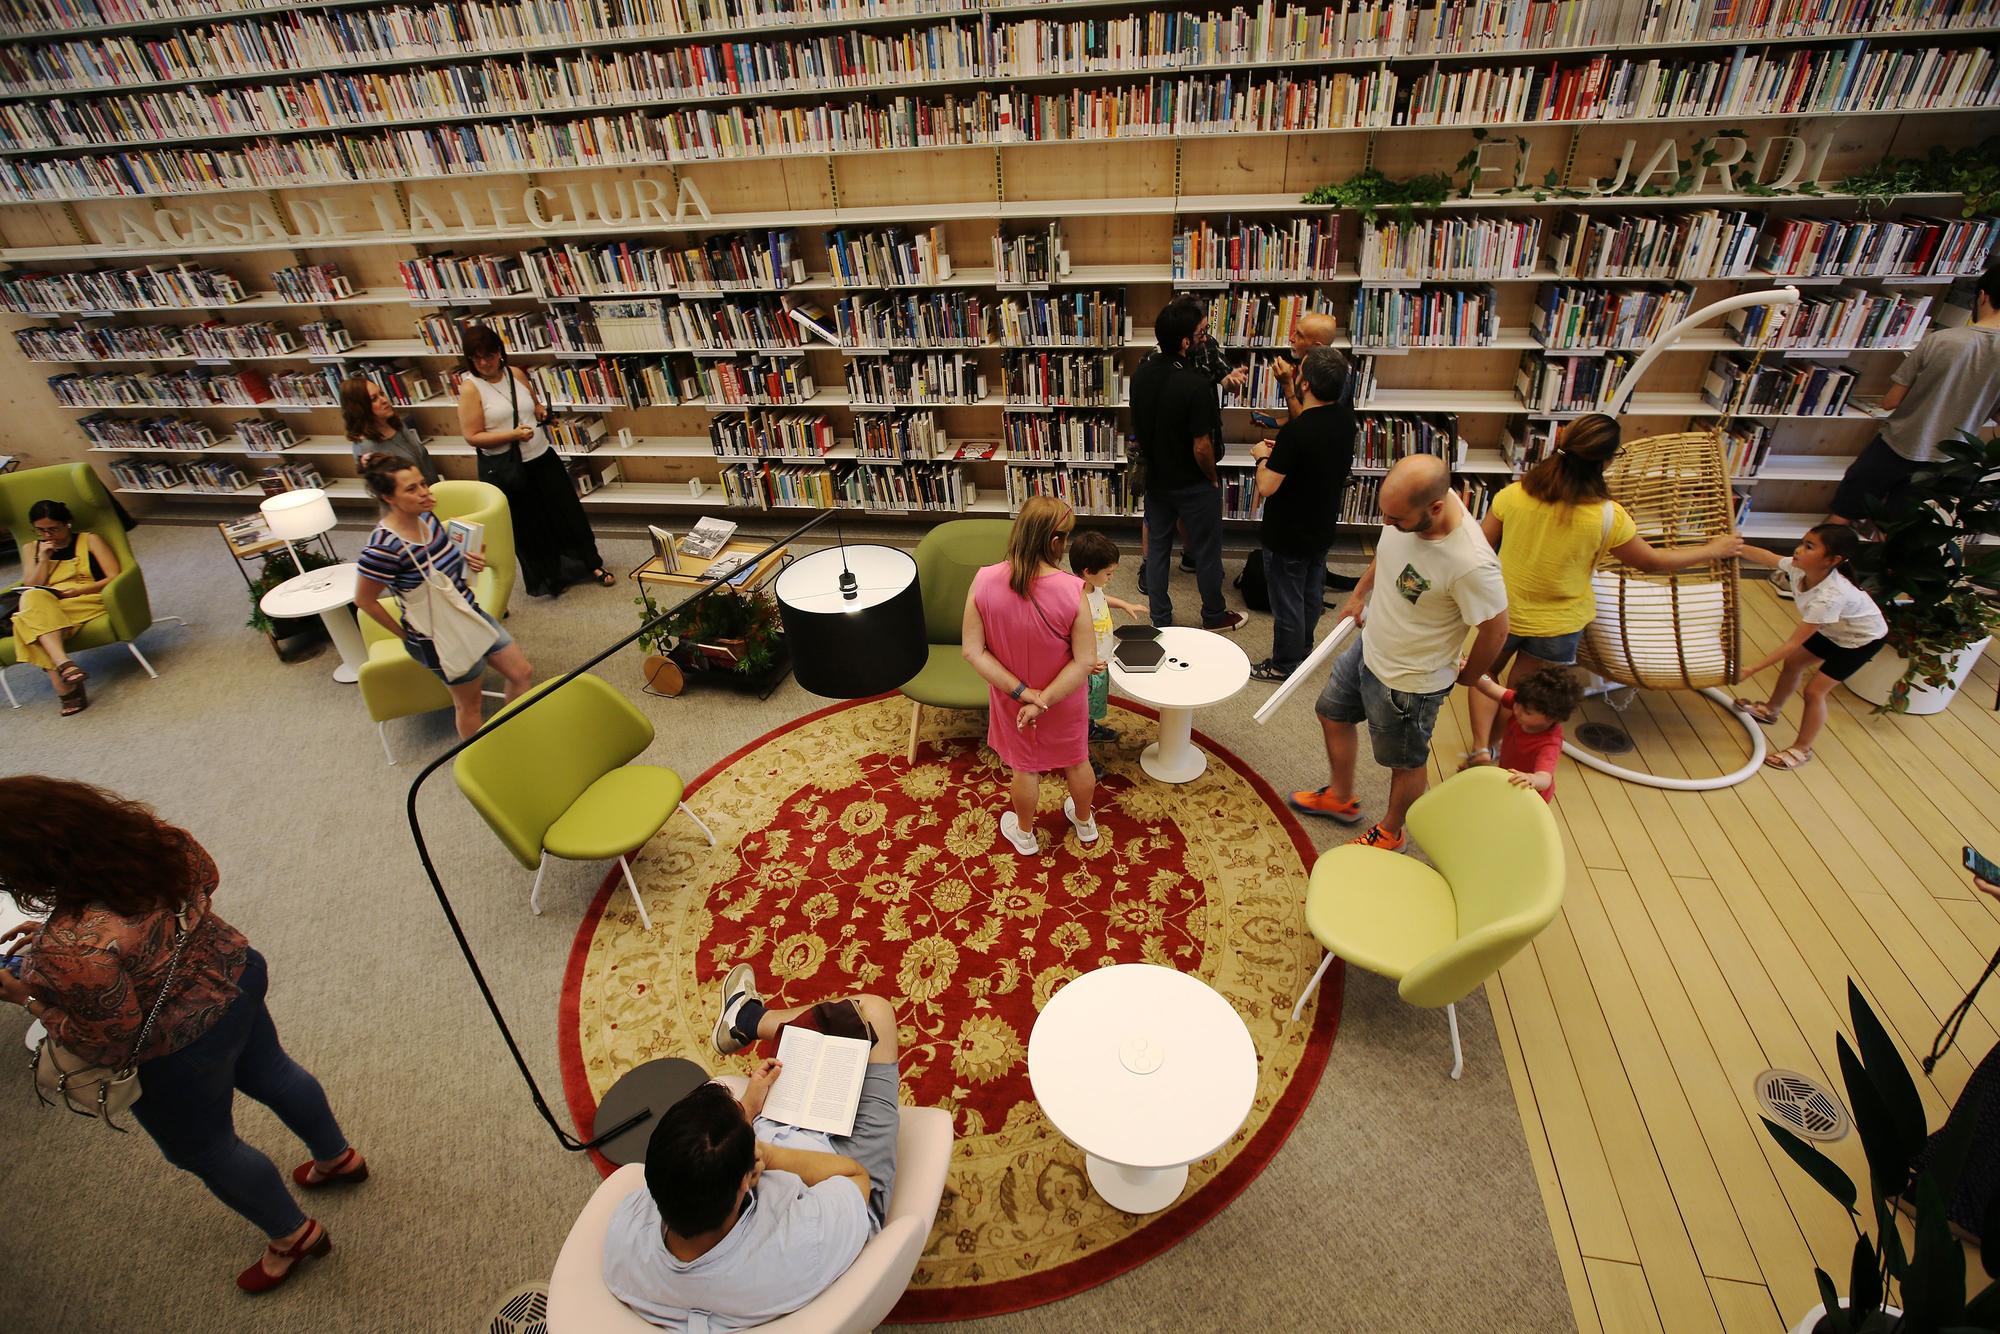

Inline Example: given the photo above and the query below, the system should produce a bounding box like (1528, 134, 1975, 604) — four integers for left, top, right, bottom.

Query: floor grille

(1574, 721, 1636, 755)
(1754, 1069, 1850, 1142)
(483, 1282, 549, 1334)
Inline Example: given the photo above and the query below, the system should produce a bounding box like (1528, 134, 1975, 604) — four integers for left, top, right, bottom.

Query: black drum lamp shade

(774, 545, 926, 698)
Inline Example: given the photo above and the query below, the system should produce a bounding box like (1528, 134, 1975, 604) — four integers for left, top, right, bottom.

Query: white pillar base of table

(1085, 1154, 1188, 1214)
(319, 607, 366, 684)
(1138, 704, 1206, 783)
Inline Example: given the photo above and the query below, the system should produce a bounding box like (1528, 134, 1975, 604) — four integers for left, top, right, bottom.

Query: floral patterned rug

(558, 694, 1341, 1320)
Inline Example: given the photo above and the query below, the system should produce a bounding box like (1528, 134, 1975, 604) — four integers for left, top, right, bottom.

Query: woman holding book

(0, 777, 366, 1295)
(341, 375, 438, 483)
(1462, 414, 1743, 767)
(352, 453, 533, 739)
(961, 495, 1098, 857)
(455, 324, 612, 597)
(9, 498, 120, 716)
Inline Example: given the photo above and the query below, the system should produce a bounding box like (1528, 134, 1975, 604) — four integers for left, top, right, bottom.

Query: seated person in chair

(602, 974, 900, 1331)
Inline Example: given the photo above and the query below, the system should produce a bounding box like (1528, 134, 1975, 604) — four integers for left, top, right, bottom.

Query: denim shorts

(1314, 638, 1448, 771)
(1503, 628, 1584, 667)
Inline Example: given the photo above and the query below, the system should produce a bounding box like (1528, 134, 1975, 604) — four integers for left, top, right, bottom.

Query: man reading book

(602, 972, 901, 1331)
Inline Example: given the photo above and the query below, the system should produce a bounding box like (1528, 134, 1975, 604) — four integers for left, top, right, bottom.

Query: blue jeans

(1314, 637, 1449, 771)
(132, 949, 350, 1239)
(1144, 482, 1226, 627)
(1263, 547, 1329, 671)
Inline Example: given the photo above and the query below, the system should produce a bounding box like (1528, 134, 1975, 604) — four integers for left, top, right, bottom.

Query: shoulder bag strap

(122, 908, 194, 1073)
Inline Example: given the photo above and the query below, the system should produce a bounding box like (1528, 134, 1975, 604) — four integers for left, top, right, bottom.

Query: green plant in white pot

(1843, 432, 2000, 715)
(1763, 981, 1998, 1333)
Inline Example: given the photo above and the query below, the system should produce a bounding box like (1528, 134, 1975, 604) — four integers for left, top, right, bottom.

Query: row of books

(1724, 287, 1931, 350)
(1352, 413, 1463, 469)
(826, 226, 951, 288)
(992, 222, 1068, 286)
(300, 319, 353, 354)
(0, 262, 244, 313)
(1721, 422, 1776, 478)
(1351, 284, 1499, 348)
(1551, 209, 1761, 281)
(1202, 289, 1340, 348)
(80, 411, 215, 448)
(1171, 218, 1341, 282)
(1217, 355, 1289, 411)
(397, 252, 532, 303)
(108, 456, 246, 492)
(1001, 352, 1125, 407)
(1700, 351, 1857, 416)
(844, 355, 984, 406)
(51, 365, 279, 407)
(1006, 464, 1140, 517)
(1530, 282, 1693, 350)
(855, 409, 945, 459)
(233, 418, 295, 451)
(272, 262, 352, 304)
(699, 358, 817, 405)
(544, 414, 610, 454)
(1752, 214, 1999, 280)
(8, 0, 1994, 65)
(12, 46, 1998, 200)
(709, 411, 838, 458)
(1514, 348, 1634, 413)
(1358, 216, 1542, 283)
(995, 291, 1130, 347)
(14, 318, 286, 361)
(1003, 411, 1121, 462)
(712, 459, 967, 511)
(517, 356, 668, 409)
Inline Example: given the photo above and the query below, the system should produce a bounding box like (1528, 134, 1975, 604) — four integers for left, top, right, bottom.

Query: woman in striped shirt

(352, 454, 533, 738)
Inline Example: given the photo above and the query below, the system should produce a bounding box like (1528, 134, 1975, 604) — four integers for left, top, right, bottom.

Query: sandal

(292, 1146, 369, 1189)
(1732, 698, 1780, 725)
(592, 567, 617, 587)
(1458, 748, 1495, 771)
(236, 1219, 331, 1294)
(58, 685, 88, 717)
(1764, 746, 1814, 771)
(56, 661, 87, 687)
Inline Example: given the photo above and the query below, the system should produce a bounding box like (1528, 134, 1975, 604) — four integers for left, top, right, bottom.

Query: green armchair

(1289, 767, 1565, 1079)
(0, 462, 177, 709)
(358, 479, 514, 763)
(897, 519, 1011, 761)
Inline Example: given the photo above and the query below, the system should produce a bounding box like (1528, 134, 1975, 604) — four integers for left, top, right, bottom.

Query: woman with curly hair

(0, 778, 365, 1294)
(341, 373, 438, 483)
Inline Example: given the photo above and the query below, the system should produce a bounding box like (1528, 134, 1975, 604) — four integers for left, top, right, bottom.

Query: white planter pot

(1789, 1300, 1903, 1334)
(1844, 636, 1991, 716)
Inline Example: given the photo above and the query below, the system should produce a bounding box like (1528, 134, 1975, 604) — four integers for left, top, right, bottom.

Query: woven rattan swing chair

(1564, 286, 1803, 791)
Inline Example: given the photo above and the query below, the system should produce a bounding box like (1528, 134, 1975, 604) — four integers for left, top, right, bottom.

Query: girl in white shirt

(1735, 523, 1888, 771)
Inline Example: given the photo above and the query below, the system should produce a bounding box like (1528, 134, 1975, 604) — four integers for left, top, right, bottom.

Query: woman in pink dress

(962, 495, 1099, 856)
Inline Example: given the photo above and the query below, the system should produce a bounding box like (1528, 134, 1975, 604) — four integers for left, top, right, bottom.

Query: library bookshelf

(0, 0, 1997, 543)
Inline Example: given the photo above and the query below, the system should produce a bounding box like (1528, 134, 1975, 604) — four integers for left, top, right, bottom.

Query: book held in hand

(760, 1026, 872, 1138)
(680, 516, 738, 560)
(444, 517, 483, 558)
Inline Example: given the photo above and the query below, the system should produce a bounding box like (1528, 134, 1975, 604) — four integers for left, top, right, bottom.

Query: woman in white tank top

(457, 324, 611, 596)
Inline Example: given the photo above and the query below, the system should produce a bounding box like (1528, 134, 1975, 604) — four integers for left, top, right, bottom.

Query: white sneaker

(998, 810, 1040, 856)
(713, 963, 760, 1056)
(1063, 796, 1099, 846)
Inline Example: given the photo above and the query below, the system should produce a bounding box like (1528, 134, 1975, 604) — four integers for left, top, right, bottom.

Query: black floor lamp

(403, 506, 927, 1153)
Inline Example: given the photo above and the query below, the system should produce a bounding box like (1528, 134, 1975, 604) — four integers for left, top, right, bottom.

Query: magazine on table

(700, 551, 758, 585)
(649, 524, 680, 573)
(680, 516, 738, 560)
(759, 1026, 872, 1137)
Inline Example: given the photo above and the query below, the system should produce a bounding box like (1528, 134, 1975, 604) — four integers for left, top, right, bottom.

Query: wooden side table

(631, 541, 792, 699)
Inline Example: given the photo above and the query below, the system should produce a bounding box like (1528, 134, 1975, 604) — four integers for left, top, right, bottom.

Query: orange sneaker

(1348, 823, 1407, 852)
(1288, 787, 1363, 823)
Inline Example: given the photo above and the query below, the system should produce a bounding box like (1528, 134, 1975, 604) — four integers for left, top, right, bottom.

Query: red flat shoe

(292, 1147, 368, 1189)
(237, 1219, 330, 1294)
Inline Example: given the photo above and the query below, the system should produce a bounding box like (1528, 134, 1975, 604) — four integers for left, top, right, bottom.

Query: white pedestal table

(1108, 626, 1251, 783)
(258, 563, 365, 684)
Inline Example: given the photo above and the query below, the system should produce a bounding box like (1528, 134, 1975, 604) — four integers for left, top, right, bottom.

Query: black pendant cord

(403, 510, 834, 1152)
(834, 503, 856, 599)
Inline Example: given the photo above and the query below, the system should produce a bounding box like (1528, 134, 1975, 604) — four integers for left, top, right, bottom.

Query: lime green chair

(1290, 768, 1564, 1079)
(0, 462, 180, 709)
(897, 519, 1011, 761)
(359, 479, 515, 763)
(453, 674, 715, 929)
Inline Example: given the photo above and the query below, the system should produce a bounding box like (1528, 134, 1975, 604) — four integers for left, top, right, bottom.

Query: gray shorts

(1314, 638, 1448, 771)
(830, 1064, 900, 1230)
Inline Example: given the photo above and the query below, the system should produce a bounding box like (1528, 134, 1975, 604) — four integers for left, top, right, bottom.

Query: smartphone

(1249, 411, 1282, 429)
(1967, 846, 2000, 883)
(1, 953, 24, 977)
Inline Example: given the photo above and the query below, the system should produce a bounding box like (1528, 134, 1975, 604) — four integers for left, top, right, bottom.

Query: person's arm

(1335, 559, 1377, 625)
(1273, 355, 1304, 420)
(458, 379, 533, 451)
(1104, 594, 1146, 618)
(516, 366, 550, 423)
(1506, 763, 1555, 794)
(353, 572, 405, 639)
(1609, 532, 1744, 573)
(23, 539, 52, 586)
(1468, 674, 1510, 704)
(1192, 431, 1219, 488)
(58, 533, 121, 598)
(1457, 609, 1510, 686)
(1876, 382, 1909, 414)
(738, 1058, 782, 1120)
(1251, 438, 1285, 498)
(1019, 590, 1098, 728)
(1480, 510, 1503, 550)
(3, 927, 138, 1066)
(961, 587, 1043, 706)
(1735, 543, 1783, 570)
(759, 1141, 871, 1200)
(1736, 621, 1815, 682)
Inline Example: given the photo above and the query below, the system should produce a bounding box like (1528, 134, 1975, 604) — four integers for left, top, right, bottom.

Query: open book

(760, 1027, 872, 1138)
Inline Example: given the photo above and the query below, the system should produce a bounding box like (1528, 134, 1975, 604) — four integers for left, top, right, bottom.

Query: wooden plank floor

(1444, 581, 2000, 1333)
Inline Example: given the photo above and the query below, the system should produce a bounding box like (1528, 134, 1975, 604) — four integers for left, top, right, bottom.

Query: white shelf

(1742, 454, 1853, 482)
(1740, 511, 1823, 539)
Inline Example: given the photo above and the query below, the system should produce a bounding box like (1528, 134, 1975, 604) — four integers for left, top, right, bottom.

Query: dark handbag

(0, 585, 27, 622)
(474, 373, 530, 490)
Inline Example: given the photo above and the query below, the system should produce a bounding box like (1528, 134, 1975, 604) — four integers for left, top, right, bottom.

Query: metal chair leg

(126, 641, 159, 679)
(530, 851, 549, 916)
(0, 665, 17, 710)
(679, 803, 718, 847)
(619, 854, 654, 931)
(1290, 950, 1334, 1022)
(153, 616, 188, 627)
(378, 722, 397, 766)
(1447, 1002, 1464, 1081)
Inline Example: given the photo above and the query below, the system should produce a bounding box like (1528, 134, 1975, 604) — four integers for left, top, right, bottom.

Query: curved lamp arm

(1606, 285, 1801, 416)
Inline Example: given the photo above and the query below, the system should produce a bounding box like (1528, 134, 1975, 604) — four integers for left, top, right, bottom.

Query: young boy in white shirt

(1734, 523, 1888, 771)
(1068, 530, 1146, 745)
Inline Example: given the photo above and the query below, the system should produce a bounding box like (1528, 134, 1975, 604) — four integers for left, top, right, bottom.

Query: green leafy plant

(1762, 981, 1997, 1333)
(245, 546, 340, 637)
(634, 586, 784, 677)
(1847, 432, 2000, 713)
(1301, 167, 1455, 225)
(1839, 138, 2000, 217)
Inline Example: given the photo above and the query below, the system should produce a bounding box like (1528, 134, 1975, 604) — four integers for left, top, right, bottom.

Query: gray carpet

(0, 516, 1572, 1333)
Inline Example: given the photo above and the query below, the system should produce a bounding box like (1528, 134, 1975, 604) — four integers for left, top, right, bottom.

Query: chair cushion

(357, 640, 452, 724)
(898, 645, 987, 709)
(1302, 845, 1457, 982)
(544, 765, 683, 862)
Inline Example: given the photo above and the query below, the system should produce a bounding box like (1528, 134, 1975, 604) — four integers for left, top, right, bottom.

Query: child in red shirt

(1467, 667, 1583, 801)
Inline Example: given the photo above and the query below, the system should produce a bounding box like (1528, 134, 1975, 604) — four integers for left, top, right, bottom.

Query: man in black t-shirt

(1248, 347, 1354, 680)
(1132, 295, 1244, 632)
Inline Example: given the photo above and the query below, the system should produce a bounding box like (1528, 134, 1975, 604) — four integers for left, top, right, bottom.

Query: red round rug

(558, 694, 1341, 1321)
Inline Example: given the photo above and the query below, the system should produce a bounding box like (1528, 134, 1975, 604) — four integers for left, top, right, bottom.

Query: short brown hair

(1067, 529, 1119, 575)
(1512, 667, 1583, 723)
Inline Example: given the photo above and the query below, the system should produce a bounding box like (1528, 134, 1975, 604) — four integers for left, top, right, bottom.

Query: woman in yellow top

(10, 499, 120, 716)
(1464, 415, 1742, 765)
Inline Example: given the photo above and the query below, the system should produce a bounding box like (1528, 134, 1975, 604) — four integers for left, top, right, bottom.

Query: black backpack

(1233, 552, 1269, 612)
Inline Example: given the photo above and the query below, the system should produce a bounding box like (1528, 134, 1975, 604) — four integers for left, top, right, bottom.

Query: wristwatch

(1009, 682, 1026, 701)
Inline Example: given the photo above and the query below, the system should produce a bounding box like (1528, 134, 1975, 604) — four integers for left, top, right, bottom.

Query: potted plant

(633, 585, 784, 696)
(1842, 431, 2000, 715)
(1762, 981, 1997, 1333)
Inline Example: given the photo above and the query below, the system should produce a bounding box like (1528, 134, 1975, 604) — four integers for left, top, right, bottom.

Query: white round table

(259, 563, 365, 684)
(1027, 963, 1258, 1214)
(1108, 626, 1251, 783)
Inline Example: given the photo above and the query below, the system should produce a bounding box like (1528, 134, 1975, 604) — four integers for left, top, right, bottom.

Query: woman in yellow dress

(12, 499, 120, 716)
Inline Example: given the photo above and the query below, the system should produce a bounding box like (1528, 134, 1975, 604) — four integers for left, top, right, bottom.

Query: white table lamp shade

(261, 488, 337, 542)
